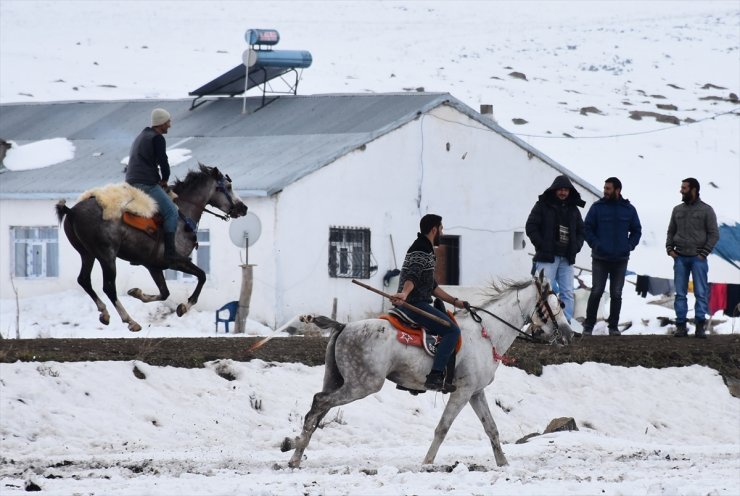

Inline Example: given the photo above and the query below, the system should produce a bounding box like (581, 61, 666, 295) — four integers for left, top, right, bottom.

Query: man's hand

(668, 249, 678, 259)
(390, 292, 407, 306)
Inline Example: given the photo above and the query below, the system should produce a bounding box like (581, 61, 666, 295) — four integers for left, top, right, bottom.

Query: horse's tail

(303, 315, 346, 391)
(55, 199, 71, 224)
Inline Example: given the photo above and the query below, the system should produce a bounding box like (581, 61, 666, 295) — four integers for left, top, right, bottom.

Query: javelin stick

(351, 279, 450, 327)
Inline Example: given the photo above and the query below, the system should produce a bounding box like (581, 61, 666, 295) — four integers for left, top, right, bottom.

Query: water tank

(244, 29, 280, 46)
(242, 49, 313, 69)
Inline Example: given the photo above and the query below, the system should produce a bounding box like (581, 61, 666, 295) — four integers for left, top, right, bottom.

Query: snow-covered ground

(1, 1, 739, 494)
(2, 359, 738, 495)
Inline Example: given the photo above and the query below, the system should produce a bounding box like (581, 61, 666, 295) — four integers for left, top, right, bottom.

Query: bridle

(466, 278, 564, 345)
(202, 174, 237, 220)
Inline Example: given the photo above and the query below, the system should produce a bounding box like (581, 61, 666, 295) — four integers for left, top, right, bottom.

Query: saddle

(380, 308, 462, 357)
(122, 212, 162, 237)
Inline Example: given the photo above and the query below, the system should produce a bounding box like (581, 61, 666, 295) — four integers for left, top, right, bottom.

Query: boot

(424, 370, 445, 391)
(674, 323, 688, 337)
(581, 327, 593, 336)
(164, 233, 189, 265)
(608, 327, 621, 336)
(694, 320, 707, 339)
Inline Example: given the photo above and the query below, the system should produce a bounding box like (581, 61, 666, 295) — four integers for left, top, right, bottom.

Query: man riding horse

(125, 107, 189, 266)
(391, 214, 468, 392)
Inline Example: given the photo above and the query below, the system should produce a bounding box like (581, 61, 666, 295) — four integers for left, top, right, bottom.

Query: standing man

(525, 175, 585, 322)
(666, 178, 719, 338)
(582, 177, 641, 336)
(391, 214, 467, 393)
(126, 108, 188, 265)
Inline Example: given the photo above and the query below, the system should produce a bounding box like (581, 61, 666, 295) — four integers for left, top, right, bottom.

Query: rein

(466, 279, 564, 345)
(466, 304, 537, 343)
(173, 175, 235, 222)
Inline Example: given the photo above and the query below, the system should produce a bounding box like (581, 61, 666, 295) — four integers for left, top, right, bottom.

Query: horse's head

(528, 270, 574, 345)
(200, 163, 248, 219)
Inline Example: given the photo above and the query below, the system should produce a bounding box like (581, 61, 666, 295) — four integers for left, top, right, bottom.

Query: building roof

(0, 93, 600, 199)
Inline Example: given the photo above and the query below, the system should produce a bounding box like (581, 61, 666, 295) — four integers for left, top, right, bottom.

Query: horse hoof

(176, 303, 188, 317)
(127, 288, 142, 298)
(99, 314, 110, 326)
(129, 323, 142, 332)
(280, 437, 295, 452)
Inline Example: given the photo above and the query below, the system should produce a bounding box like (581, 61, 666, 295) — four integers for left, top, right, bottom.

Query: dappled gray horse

(55, 163, 247, 332)
(287, 271, 573, 468)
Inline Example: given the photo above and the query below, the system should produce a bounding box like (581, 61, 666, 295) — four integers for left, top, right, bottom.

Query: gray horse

(286, 272, 573, 468)
(55, 163, 247, 332)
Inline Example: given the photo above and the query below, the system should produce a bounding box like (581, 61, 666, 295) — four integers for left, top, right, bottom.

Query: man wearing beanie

(126, 108, 188, 265)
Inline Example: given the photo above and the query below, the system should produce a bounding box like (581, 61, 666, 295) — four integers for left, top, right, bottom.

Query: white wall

(268, 106, 599, 325)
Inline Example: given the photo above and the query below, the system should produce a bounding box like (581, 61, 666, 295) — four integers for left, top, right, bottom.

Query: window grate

(11, 226, 59, 278)
(328, 226, 371, 279)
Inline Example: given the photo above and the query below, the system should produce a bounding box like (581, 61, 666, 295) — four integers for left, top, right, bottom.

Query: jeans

(583, 259, 628, 330)
(673, 255, 709, 324)
(130, 182, 179, 233)
(401, 301, 460, 372)
(535, 257, 574, 322)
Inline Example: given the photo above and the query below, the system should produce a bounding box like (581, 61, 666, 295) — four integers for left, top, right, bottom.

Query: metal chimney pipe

(480, 104, 495, 122)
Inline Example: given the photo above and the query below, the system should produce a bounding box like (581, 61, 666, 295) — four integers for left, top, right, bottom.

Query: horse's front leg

(128, 268, 171, 303)
(469, 389, 508, 466)
(422, 391, 471, 465)
(99, 258, 141, 332)
(170, 261, 206, 317)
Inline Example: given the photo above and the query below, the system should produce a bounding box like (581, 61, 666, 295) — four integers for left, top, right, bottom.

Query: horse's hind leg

(289, 379, 384, 468)
(99, 258, 141, 332)
(76, 253, 110, 326)
(65, 220, 110, 325)
(422, 393, 471, 465)
(469, 390, 508, 466)
(128, 268, 170, 303)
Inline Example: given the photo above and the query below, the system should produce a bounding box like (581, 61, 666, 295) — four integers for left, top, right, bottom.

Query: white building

(0, 93, 600, 328)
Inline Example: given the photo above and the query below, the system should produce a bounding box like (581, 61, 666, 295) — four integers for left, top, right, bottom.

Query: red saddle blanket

(122, 212, 161, 237)
(380, 313, 462, 356)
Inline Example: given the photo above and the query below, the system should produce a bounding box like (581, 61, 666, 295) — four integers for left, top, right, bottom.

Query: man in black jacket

(126, 108, 188, 265)
(391, 214, 467, 393)
(525, 175, 586, 322)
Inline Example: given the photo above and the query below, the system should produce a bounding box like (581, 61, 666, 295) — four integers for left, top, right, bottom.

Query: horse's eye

(559, 301, 565, 309)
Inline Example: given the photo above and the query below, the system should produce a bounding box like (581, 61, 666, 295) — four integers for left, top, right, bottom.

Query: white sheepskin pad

(78, 183, 158, 221)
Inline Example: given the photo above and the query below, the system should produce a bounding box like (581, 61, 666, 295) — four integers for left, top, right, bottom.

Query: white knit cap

(151, 108, 171, 127)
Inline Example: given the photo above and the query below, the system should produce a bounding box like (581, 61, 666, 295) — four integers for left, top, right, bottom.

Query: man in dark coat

(126, 108, 188, 265)
(582, 177, 642, 336)
(391, 214, 467, 393)
(525, 175, 585, 322)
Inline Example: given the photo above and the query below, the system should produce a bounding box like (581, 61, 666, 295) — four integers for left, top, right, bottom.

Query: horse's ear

(537, 268, 545, 283)
(210, 166, 221, 178)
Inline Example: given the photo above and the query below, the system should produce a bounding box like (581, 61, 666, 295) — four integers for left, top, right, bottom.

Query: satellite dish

(229, 212, 261, 248)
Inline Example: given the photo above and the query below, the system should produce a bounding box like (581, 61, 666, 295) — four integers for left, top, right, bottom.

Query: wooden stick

(351, 279, 450, 327)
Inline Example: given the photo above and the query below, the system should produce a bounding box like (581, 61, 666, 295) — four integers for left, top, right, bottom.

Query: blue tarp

(715, 223, 740, 270)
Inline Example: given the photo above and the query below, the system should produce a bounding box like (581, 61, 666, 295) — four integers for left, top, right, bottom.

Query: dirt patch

(2, 335, 738, 386)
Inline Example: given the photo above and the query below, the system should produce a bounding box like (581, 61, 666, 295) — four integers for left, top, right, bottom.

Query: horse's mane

(480, 278, 533, 305)
(172, 164, 218, 195)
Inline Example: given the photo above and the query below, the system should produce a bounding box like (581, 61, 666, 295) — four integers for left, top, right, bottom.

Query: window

(11, 226, 59, 278)
(513, 231, 526, 250)
(165, 230, 210, 281)
(329, 227, 372, 279)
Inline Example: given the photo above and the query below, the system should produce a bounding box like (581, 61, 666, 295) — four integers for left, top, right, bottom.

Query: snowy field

(1, 360, 739, 495)
(1, 1, 739, 494)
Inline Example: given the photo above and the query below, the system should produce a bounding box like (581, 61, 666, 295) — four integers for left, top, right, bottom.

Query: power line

(429, 108, 739, 140)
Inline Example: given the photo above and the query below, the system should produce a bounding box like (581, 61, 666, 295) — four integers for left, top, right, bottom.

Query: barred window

(165, 230, 210, 281)
(11, 226, 59, 278)
(329, 227, 371, 279)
